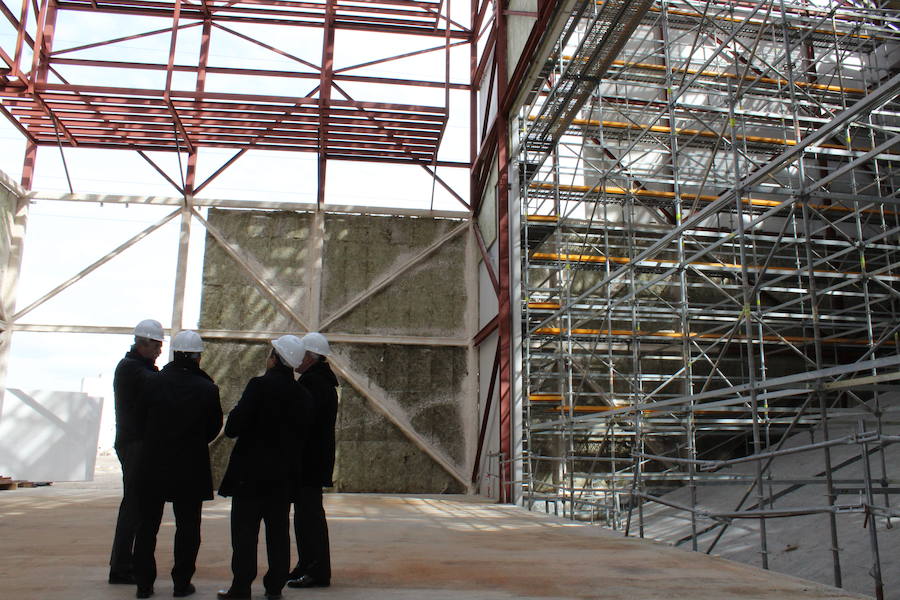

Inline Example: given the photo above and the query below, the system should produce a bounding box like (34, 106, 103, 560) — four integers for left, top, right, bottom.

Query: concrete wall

(199, 209, 474, 493)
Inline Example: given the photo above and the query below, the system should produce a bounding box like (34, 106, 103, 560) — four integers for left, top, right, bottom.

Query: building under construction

(0, 1, 898, 599)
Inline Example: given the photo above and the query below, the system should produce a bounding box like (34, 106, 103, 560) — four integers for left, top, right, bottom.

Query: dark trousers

(229, 491, 291, 595)
(110, 442, 142, 576)
(291, 486, 331, 582)
(133, 496, 203, 590)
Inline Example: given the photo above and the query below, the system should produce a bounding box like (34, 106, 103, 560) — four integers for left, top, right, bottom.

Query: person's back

(297, 359, 338, 488)
(113, 349, 159, 449)
(218, 336, 312, 600)
(219, 363, 310, 495)
(140, 357, 222, 500)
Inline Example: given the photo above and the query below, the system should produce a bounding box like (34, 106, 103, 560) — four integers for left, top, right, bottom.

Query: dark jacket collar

(162, 355, 214, 381)
(266, 362, 295, 379)
(303, 359, 338, 387)
(126, 345, 157, 369)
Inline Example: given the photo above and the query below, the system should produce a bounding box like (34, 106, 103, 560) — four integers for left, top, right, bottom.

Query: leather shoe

(217, 590, 250, 599)
(173, 583, 196, 597)
(287, 575, 330, 588)
(109, 572, 135, 585)
(136, 587, 154, 599)
(264, 593, 282, 600)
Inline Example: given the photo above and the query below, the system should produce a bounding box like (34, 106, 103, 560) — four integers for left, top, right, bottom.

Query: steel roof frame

(0, 0, 471, 201)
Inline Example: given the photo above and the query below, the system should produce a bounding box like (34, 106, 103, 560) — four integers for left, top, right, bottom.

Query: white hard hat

(134, 319, 165, 341)
(302, 332, 331, 356)
(272, 335, 306, 369)
(172, 330, 204, 352)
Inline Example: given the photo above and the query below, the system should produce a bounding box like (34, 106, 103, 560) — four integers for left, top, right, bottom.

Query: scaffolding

(515, 1, 900, 597)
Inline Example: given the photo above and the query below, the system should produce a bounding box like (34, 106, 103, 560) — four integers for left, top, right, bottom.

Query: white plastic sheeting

(0, 389, 102, 481)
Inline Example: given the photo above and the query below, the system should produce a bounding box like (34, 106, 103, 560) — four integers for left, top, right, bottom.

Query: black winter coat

(218, 363, 312, 497)
(298, 359, 339, 487)
(113, 346, 159, 449)
(137, 358, 223, 501)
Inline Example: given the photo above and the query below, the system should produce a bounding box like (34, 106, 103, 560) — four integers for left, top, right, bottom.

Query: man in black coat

(132, 331, 223, 599)
(288, 332, 338, 589)
(218, 335, 312, 600)
(109, 319, 165, 585)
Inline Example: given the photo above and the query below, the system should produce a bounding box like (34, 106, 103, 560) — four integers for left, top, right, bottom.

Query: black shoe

(217, 590, 250, 600)
(264, 592, 282, 600)
(136, 587, 154, 599)
(173, 583, 196, 597)
(287, 575, 330, 588)
(109, 572, 136, 585)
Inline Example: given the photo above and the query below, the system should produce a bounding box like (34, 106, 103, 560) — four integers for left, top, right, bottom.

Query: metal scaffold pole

(513, 0, 900, 595)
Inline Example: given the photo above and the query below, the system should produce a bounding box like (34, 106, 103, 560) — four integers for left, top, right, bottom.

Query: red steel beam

(470, 0, 560, 503)
(493, 0, 512, 504)
(334, 39, 468, 74)
(13, 0, 32, 75)
(47, 57, 470, 89)
(473, 0, 492, 36)
(473, 313, 498, 347)
(138, 149, 185, 193)
(330, 81, 450, 172)
(163, 0, 182, 96)
(471, 336, 500, 485)
(193, 148, 246, 194)
(51, 22, 201, 56)
(0, 101, 37, 142)
(317, 0, 335, 205)
(53, 2, 467, 39)
(471, 0, 557, 214)
(21, 0, 58, 190)
(468, 0, 476, 173)
(2, 83, 449, 113)
(472, 26, 495, 85)
(421, 164, 469, 210)
(2, 0, 35, 72)
(184, 18, 212, 194)
(211, 22, 322, 71)
(472, 219, 499, 294)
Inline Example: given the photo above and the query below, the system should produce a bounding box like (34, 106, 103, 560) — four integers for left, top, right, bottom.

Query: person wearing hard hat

(109, 319, 165, 586)
(132, 331, 223, 599)
(218, 335, 313, 600)
(287, 332, 338, 589)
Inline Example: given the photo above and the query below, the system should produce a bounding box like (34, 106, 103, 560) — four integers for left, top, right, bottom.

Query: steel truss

(0, 0, 479, 486)
(0, 0, 471, 198)
(515, 1, 900, 597)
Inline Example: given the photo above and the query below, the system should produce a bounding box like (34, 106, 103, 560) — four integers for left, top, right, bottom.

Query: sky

(0, 1, 475, 449)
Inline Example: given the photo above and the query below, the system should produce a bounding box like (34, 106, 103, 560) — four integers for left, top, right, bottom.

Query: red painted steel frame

(469, 0, 561, 500)
(0, 0, 472, 197)
(491, 0, 511, 503)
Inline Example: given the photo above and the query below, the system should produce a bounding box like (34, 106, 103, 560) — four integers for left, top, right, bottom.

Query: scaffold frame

(514, 1, 900, 598)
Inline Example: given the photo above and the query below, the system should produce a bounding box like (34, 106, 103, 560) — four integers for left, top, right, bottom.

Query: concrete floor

(0, 454, 869, 600)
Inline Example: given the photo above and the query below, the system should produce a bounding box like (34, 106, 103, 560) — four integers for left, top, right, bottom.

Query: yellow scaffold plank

(527, 183, 894, 217)
(531, 326, 869, 346)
